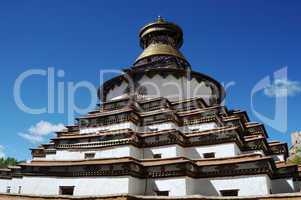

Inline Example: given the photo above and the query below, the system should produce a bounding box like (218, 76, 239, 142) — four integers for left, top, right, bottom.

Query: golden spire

(134, 17, 189, 67)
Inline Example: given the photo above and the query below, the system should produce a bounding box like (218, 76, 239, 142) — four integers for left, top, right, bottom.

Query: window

(84, 153, 95, 159)
(155, 190, 169, 196)
(6, 186, 11, 193)
(148, 127, 158, 132)
(18, 186, 22, 194)
(220, 189, 239, 196)
(153, 153, 162, 159)
(59, 186, 74, 195)
(203, 152, 215, 158)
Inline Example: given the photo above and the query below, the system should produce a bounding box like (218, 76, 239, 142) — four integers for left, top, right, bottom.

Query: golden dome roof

(134, 17, 188, 66)
(135, 43, 186, 63)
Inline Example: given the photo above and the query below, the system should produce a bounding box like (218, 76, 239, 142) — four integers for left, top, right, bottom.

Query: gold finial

(157, 15, 165, 22)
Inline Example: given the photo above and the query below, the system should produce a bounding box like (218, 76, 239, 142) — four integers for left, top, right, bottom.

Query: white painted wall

(95, 146, 142, 159)
(130, 146, 143, 159)
(9, 178, 23, 195)
(197, 175, 271, 196)
(271, 178, 298, 193)
(183, 122, 218, 133)
(107, 81, 128, 101)
(106, 75, 216, 105)
(129, 177, 145, 194)
(186, 177, 198, 195)
(38, 151, 82, 161)
(35, 143, 243, 161)
(0, 179, 10, 193)
(34, 146, 142, 161)
(272, 154, 285, 162)
(145, 176, 271, 196)
(146, 177, 187, 196)
(4, 176, 143, 196)
(244, 150, 265, 156)
(186, 143, 241, 159)
(80, 122, 219, 137)
(2, 175, 298, 196)
(144, 145, 184, 159)
(142, 122, 178, 132)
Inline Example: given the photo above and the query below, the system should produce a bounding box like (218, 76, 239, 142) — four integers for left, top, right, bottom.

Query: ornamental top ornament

(134, 17, 189, 68)
(99, 18, 225, 105)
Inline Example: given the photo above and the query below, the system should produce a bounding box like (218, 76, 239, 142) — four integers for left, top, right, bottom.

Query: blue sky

(0, 1, 300, 160)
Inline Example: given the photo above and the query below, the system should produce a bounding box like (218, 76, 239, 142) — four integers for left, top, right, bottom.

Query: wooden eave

(52, 129, 134, 140)
(20, 157, 141, 167)
(138, 97, 170, 105)
(222, 116, 241, 122)
(245, 122, 268, 138)
(231, 110, 250, 123)
(273, 161, 299, 179)
(195, 154, 273, 167)
(139, 109, 173, 117)
(269, 141, 289, 158)
(19, 154, 281, 179)
(185, 126, 240, 137)
(177, 106, 221, 117)
(78, 107, 134, 119)
(21, 154, 271, 168)
(52, 125, 240, 142)
(243, 135, 270, 153)
(275, 161, 297, 169)
(47, 126, 245, 150)
(0, 168, 11, 172)
(170, 97, 208, 108)
(140, 129, 184, 138)
(141, 157, 192, 167)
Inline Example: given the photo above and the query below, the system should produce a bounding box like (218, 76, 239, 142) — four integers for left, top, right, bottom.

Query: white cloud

(18, 121, 65, 144)
(0, 146, 5, 158)
(264, 79, 301, 97)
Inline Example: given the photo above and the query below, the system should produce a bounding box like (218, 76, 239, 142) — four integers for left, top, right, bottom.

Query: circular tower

(99, 17, 225, 106)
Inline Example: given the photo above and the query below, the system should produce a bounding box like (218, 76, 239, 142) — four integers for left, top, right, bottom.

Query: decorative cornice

(18, 155, 281, 179)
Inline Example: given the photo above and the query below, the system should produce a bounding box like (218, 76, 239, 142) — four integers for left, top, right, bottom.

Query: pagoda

(0, 17, 300, 197)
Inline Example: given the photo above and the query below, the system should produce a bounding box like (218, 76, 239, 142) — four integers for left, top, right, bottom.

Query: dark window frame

(6, 186, 11, 194)
(153, 153, 162, 159)
(203, 152, 215, 158)
(155, 190, 169, 196)
(84, 153, 95, 159)
(220, 189, 239, 196)
(59, 186, 75, 195)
